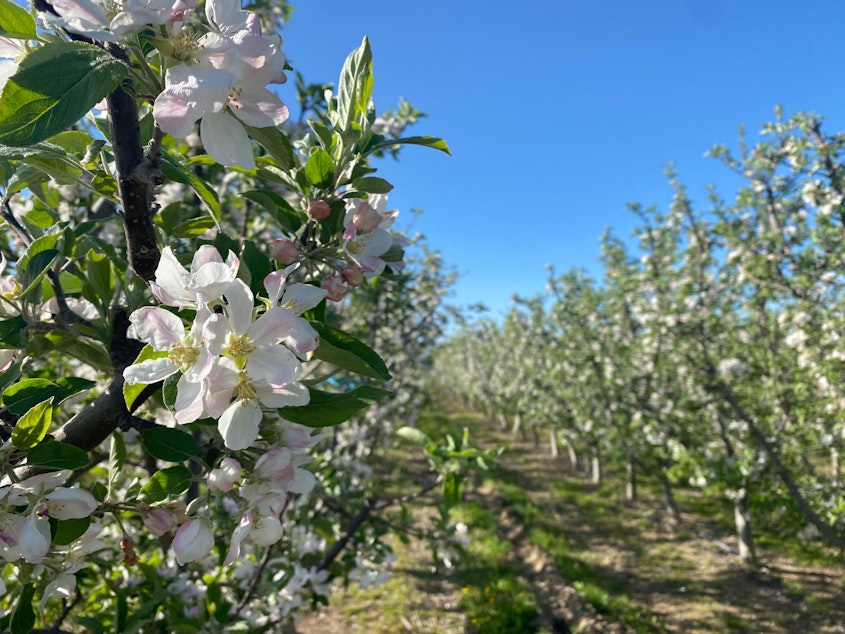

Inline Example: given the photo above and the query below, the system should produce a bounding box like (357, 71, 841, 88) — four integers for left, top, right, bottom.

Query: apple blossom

(208, 457, 242, 492)
(150, 246, 240, 308)
(172, 518, 215, 565)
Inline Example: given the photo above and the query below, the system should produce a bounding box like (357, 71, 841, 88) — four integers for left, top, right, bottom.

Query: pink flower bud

(208, 457, 242, 492)
(308, 199, 331, 220)
(270, 238, 299, 264)
(352, 202, 381, 234)
(321, 276, 348, 302)
(143, 508, 178, 537)
(172, 519, 214, 565)
(341, 266, 364, 287)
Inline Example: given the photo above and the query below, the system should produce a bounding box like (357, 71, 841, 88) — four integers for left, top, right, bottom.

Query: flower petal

(200, 110, 255, 169)
(218, 399, 261, 450)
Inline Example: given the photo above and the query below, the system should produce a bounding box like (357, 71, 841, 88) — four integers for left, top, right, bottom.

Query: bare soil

(295, 413, 845, 633)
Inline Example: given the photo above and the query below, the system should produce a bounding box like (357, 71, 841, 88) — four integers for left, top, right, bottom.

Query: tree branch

(106, 44, 162, 282)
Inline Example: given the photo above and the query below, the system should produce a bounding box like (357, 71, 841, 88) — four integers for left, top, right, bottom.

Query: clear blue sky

(283, 1, 845, 316)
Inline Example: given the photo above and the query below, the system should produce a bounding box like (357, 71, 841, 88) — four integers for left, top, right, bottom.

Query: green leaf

(53, 516, 91, 546)
(139, 465, 193, 505)
(278, 385, 392, 427)
(0, 316, 25, 346)
(303, 148, 334, 189)
(240, 240, 272, 297)
(443, 472, 463, 509)
(174, 215, 216, 237)
(11, 398, 53, 450)
(27, 439, 90, 470)
(310, 322, 391, 380)
(0, 0, 35, 39)
(367, 135, 451, 156)
(350, 176, 393, 194)
(337, 37, 373, 130)
(242, 189, 303, 233)
(396, 426, 432, 446)
(123, 345, 168, 410)
(141, 427, 198, 463)
(3, 378, 61, 415)
(10, 584, 35, 634)
(161, 152, 221, 222)
(55, 376, 97, 400)
(242, 124, 295, 170)
(0, 41, 128, 146)
(108, 432, 126, 502)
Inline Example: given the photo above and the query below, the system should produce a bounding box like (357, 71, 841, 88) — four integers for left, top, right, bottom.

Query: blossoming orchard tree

(436, 110, 845, 566)
(0, 0, 488, 630)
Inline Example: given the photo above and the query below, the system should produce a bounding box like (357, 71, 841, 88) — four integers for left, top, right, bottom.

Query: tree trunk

(511, 411, 526, 441)
(733, 488, 757, 565)
(832, 447, 841, 489)
(590, 445, 602, 485)
(550, 428, 559, 458)
(659, 473, 681, 526)
(531, 423, 540, 448)
(625, 456, 637, 501)
(497, 412, 508, 431)
(564, 438, 578, 472)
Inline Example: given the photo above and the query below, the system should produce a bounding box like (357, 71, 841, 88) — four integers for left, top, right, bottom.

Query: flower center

(169, 341, 198, 369)
(226, 334, 255, 367)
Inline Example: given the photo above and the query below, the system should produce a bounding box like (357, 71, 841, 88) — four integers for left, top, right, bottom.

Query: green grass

(453, 502, 541, 633)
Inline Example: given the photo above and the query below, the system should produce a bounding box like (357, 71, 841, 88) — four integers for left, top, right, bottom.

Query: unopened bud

(341, 266, 364, 287)
(308, 199, 331, 220)
(321, 276, 348, 302)
(270, 238, 298, 264)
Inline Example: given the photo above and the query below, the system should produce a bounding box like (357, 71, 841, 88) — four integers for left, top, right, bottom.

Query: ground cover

(295, 408, 845, 633)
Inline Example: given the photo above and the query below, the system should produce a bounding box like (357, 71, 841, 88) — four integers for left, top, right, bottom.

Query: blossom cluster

(124, 245, 326, 450)
(40, 0, 288, 169)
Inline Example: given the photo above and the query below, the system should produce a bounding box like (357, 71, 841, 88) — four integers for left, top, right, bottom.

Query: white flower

(150, 246, 240, 308)
(172, 519, 214, 565)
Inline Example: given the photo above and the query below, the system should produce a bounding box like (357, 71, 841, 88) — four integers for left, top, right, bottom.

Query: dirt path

(296, 411, 845, 633)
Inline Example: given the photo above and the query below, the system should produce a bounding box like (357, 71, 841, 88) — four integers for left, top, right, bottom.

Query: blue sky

(283, 1, 845, 316)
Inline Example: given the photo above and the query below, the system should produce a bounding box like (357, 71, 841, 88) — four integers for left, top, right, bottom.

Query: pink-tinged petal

(151, 247, 191, 306)
(174, 374, 205, 424)
(224, 511, 252, 566)
(191, 244, 224, 268)
(205, 0, 250, 33)
(172, 519, 214, 565)
(203, 313, 230, 356)
(263, 270, 286, 304)
(19, 513, 50, 564)
(224, 279, 254, 336)
(153, 89, 201, 139)
(255, 380, 309, 408)
(43, 488, 98, 520)
(230, 86, 289, 128)
(156, 64, 231, 139)
(200, 111, 255, 169)
(282, 284, 327, 315)
(190, 262, 237, 302)
(290, 465, 316, 495)
(202, 359, 239, 418)
(246, 346, 300, 387)
(184, 347, 214, 383)
(247, 307, 296, 345)
(218, 399, 261, 450)
(130, 307, 186, 350)
(249, 515, 283, 546)
(124, 357, 177, 384)
(285, 319, 320, 358)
